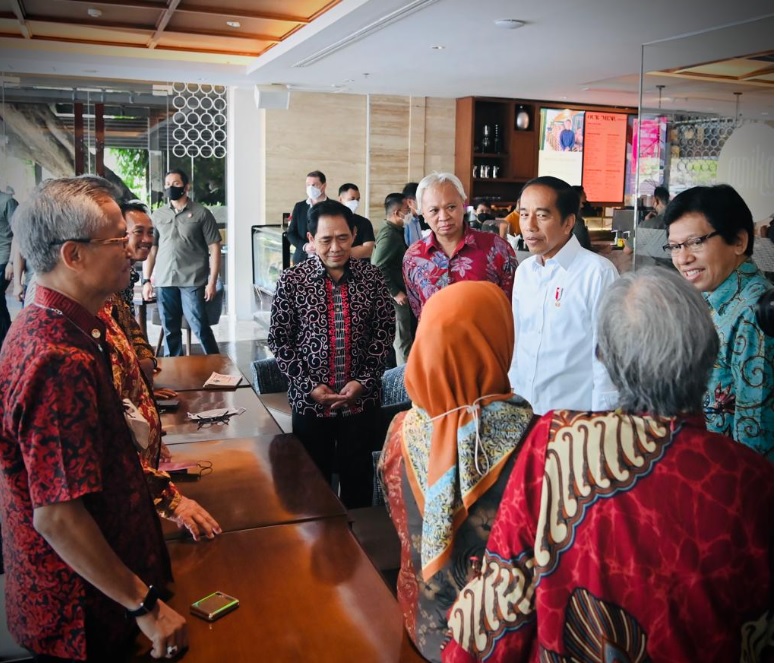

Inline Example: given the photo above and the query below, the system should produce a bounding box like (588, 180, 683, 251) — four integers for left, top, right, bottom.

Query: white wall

(226, 86, 264, 322)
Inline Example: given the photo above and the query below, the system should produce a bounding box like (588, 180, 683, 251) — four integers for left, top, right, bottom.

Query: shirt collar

(425, 224, 477, 255)
(169, 199, 192, 213)
(312, 255, 355, 283)
(704, 259, 759, 313)
(529, 234, 580, 272)
(35, 286, 107, 343)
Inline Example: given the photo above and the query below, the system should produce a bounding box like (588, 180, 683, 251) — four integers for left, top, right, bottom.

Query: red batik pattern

(444, 410, 773, 663)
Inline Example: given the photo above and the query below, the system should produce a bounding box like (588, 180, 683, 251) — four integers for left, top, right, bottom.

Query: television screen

(582, 112, 628, 203)
(537, 108, 585, 185)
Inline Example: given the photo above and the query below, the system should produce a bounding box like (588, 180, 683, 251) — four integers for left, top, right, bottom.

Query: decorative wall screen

(170, 82, 227, 159)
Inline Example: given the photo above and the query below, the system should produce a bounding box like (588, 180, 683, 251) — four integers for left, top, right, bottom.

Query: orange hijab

(402, 280, 517, 578)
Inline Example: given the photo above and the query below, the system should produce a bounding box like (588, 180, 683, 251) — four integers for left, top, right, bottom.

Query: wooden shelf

(455, 96, 538, 205)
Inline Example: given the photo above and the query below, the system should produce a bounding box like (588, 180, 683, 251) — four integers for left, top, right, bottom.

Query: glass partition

(0, 75, 230, 308)
(633, 16, 773, 272)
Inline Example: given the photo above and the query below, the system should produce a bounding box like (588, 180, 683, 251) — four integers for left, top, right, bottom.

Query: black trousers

(292, 406, 381, 509)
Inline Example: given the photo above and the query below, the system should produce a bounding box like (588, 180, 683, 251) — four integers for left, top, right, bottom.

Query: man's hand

(136, 600, 188, 659)
(169, 496, 222, 541)
(303, 242, 317, 256)
(142, 281, 155, 301)
(338, 380, 364, 406)
(154, 388, 178, 400)
(393, 292, 408, 306)
(204, 281, 216, 302)
(311, 384, 348, 408)
(3, 262, 12, 281)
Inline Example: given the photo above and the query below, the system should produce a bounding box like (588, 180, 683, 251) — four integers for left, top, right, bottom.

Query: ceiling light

(431, 45, 445, 50)
(494, 18, 525, 30)
(226, 21, 241, 28)
(87, 8, 102, 18)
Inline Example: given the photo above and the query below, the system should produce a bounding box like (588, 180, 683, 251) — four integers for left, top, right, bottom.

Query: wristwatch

(141, 278, 151, 286)
(127, 585, 160, 618)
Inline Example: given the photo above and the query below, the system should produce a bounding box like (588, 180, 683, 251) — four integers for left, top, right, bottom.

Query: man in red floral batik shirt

(402, 172, 517, 320)
(443, 268, 773, 663)
(0, 177, 188, 661)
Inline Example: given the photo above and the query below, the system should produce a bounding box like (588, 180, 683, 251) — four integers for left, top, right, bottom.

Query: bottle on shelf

(481, 124, 492, 153)
(493, 123, 502, 154)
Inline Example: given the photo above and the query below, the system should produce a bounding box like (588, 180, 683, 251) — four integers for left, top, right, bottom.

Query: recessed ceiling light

(431, 45, 445, 50)
(87, 7, 102, 18)
(226, 20, 241, 28)
(494, 18, 525, 30)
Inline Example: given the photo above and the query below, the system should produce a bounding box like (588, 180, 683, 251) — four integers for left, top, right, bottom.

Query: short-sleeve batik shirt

(0, 287, 171, 659)
(402, 225, 517, 319)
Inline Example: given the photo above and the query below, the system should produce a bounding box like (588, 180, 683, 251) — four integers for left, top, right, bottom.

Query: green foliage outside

(106, 148, 149, 202)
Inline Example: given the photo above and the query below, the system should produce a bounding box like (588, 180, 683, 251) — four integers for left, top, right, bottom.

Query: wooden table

(154, 355, 250, 392)
(161, 435, 346, 538)
(160, 388, 281, 444)
(133, 520, 426, 662)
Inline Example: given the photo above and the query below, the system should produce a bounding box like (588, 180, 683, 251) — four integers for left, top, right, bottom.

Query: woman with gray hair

(444, 267, 772, 663)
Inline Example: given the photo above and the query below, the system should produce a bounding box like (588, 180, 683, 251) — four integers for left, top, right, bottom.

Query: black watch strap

(127, 585, 159, 618)
(141, 278, 151, 285)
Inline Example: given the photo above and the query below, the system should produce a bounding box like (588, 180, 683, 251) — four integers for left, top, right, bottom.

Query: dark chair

(250, 357, 289, 394)
(250, 357, 292, 433)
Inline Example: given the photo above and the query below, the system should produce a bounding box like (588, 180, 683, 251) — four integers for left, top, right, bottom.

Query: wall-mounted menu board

(582, 112, 628, 203)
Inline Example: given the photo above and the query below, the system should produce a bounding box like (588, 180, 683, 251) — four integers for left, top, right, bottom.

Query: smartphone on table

(190, 591, 239, 621)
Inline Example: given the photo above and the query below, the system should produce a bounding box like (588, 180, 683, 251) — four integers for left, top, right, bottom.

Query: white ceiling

(0, 0, 772, 118)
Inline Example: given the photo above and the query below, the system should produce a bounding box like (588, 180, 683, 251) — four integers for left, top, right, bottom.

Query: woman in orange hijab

(379, 280, 535, 662)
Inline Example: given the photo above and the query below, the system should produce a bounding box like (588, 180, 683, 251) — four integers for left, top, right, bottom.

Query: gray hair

(416, 172, 467, 212)
(11, 176, 120, 274)
(597, 267, 719, 416)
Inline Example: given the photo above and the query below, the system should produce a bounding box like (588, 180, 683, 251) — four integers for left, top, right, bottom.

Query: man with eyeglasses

(142, 169, 222, 356)
(665, 184, 773, 460)
(0, 176, 188, 660)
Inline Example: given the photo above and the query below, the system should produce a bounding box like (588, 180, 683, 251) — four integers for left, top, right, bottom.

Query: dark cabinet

(455, 97, 538, 206)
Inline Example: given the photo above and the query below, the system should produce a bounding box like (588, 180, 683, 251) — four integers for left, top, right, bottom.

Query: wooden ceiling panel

(0, 0, 341, 59)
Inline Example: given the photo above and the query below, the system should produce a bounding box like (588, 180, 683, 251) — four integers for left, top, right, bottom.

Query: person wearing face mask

(401, 182, 430, 247)
(143, 169, 222, 356)
(287, 170, 329, 264)
(338, 183, 376, 260)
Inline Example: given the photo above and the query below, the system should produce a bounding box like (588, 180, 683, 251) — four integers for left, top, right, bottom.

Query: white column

(226, 86, 265, 322)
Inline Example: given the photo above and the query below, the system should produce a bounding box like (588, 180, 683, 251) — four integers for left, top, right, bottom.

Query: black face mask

(477, 212, 494, 223)
(165, 185, 186, 201)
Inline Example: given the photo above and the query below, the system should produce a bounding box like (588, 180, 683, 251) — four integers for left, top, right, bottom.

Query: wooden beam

(148, 0, 181, 50)
(8, 0, 31, 39)
(59, 0, 312, 23)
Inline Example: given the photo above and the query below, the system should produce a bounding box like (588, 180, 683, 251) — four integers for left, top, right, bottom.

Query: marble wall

(264, 91, 455, 226)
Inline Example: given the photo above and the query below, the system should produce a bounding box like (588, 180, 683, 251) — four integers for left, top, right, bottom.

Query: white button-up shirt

(509, 235, 619, 414)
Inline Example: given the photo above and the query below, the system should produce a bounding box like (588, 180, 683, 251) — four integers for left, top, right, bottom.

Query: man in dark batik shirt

(0, 177, 188, 661)
(269, 199, 394, 508)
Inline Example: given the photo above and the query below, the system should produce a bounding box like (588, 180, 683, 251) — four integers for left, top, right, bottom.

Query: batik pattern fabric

(100, 296, 181, 516)
(444, 410, 773, 663)
(0, 287, 171, 659)
(402, 225, 517, 319)
(703, 260, 773, 460)
(268, 256, 394, 416)
(110, 289, 155, 363)
(379, 402, 530, 662)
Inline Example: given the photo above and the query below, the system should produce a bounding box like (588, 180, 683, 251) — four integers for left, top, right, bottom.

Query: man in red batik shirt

(402, 172, 517, 320)
(0, 177, 188, 661)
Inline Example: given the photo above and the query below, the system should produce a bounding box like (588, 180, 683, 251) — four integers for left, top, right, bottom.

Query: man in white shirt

(509, 176, 618, 414)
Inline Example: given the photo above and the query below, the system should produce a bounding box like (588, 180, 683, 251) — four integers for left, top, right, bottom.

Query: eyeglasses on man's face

(49, 235, 130, 248)
(662, 231, 720, 255)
